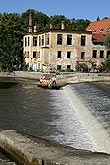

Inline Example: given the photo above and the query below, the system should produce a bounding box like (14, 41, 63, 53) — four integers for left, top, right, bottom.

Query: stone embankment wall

(56, 72, 110, 85)
(0, 130, 110, 165)
(0, 71, 42, 80)
(0, 71, 110, 85)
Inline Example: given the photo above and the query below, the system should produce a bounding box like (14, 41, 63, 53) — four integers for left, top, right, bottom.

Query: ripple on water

(0, 78, 110, 154)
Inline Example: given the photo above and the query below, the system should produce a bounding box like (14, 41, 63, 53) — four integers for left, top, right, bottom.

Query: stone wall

(14, 71, 43, 80)
(0, 71, 110, 86)
(0, 130, 110, 165)
(56, 72, 110, 85)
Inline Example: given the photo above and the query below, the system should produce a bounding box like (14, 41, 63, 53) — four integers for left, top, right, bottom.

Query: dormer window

(92, 30, 96, 32)
(100, 28, 104, 33)
(107, 28, 110, 32)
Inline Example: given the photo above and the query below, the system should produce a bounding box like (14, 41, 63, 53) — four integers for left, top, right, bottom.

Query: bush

(66, 68, 74, 72)
(102, 58, 110, 72)
(76, 63, 88, 72)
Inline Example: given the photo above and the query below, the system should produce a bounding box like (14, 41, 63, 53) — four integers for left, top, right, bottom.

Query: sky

(0, 0, 110, 22)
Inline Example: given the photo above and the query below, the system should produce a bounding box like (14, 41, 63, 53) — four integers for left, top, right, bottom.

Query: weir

(64, 85, 110, 154)
(0, 75, 110, 164)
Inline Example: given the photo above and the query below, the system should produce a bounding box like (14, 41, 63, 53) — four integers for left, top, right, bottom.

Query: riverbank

(0, 71, 110, 86)
(0, 130, 110, 165)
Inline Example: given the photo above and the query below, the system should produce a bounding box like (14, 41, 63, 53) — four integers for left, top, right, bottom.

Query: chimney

(29, 12, 33, 33)
(34, 22, 38, 32)
(61, 21, 65, 30)
(50, 24, 53, 29)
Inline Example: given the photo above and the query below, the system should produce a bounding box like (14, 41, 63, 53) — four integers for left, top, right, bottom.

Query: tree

(74, 19, 90, 31)
(76, 63, 88, 72)
(104, 35, 110, 49)
(103, 17, 109, 20)
(21, 9, 49, 32)
(0, 13, 23, 71)
(96, 16, 100, 21)
(50, 15, 68, 29)
(102, 57, 110, 72)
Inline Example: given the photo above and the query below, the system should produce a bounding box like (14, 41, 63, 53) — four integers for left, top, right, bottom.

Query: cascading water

(63, 83, 110, 154)
(48, 88, 97, 151)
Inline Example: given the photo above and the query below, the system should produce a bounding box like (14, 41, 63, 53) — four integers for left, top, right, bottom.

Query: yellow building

(23, 15, 108, 72)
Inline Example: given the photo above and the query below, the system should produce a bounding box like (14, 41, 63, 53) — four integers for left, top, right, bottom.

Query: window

(25, 37, 27, 47)
(57, 65, 61, 70)
(57, 34, 62, 45)
(100, 50, 104, 58)
(100, 29, 104, 33)
(46, 34, 49, 45)
(26, 51, 29, 58)
(92, 50, 97, 58)
(67, 65, 71, 69)
(57, 51, 61, 58)
(81, 35, 86, 46)
(28, 37, 30, 46)
(38, 63, 40, 69)
(92, 30, 96, 32)
(81, 52, 85, 59)
(67, 51, 71, 58)
(107, 28, 110, 32)
(42, 35, 44, 46)
(107, 51, 110, 58)
(33, 51, 37, 58)
(67, 35, 72, 45)
(39, 36, 41, 46)
(33, 37, 37, 46)
(24, 51, 26, 58)
(38, 51, 40, 58)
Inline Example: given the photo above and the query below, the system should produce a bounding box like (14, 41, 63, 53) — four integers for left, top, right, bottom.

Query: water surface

(0, 78, 110, 155)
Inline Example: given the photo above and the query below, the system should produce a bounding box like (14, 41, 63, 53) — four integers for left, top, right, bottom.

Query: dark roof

(25, 29, 92, 35)
(92, 33, 106, 43)
(49, 29, 92, 34)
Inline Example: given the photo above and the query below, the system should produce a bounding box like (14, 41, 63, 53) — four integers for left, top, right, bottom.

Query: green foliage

(104, 35, 110, 49)
(49, 15, 90, 31)
(21, 9, 50, 32)
(96, 16, 100, 21)
(102, 57, 110, 72)
(50, 15, 70, 29)
(103, 17, 109, 20)
(66, 68, 74, 72)
(0, 12, 23, 71)
(76, 63, 88, 72)
(73, 19, 90, 31)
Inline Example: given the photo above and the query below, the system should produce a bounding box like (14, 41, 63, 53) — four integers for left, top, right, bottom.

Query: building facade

(23, 16, 109, 72)
(86, 19, 110, 70)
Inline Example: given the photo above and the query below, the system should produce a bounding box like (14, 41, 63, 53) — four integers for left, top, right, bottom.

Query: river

(0, 77, 110, 162)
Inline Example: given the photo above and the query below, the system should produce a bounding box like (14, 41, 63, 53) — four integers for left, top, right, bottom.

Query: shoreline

(0, 71, 110, 87)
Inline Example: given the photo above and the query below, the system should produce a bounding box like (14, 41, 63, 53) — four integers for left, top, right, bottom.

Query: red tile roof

(86, 19, 110, 34)
(92, 33, 106, 43)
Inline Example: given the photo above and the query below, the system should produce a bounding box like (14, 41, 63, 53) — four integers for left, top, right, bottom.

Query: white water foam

(64, 85, 110, 154)
(49, 89, 97, 151)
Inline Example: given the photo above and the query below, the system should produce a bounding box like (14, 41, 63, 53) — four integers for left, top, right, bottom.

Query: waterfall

(64, 85, 110, 154)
